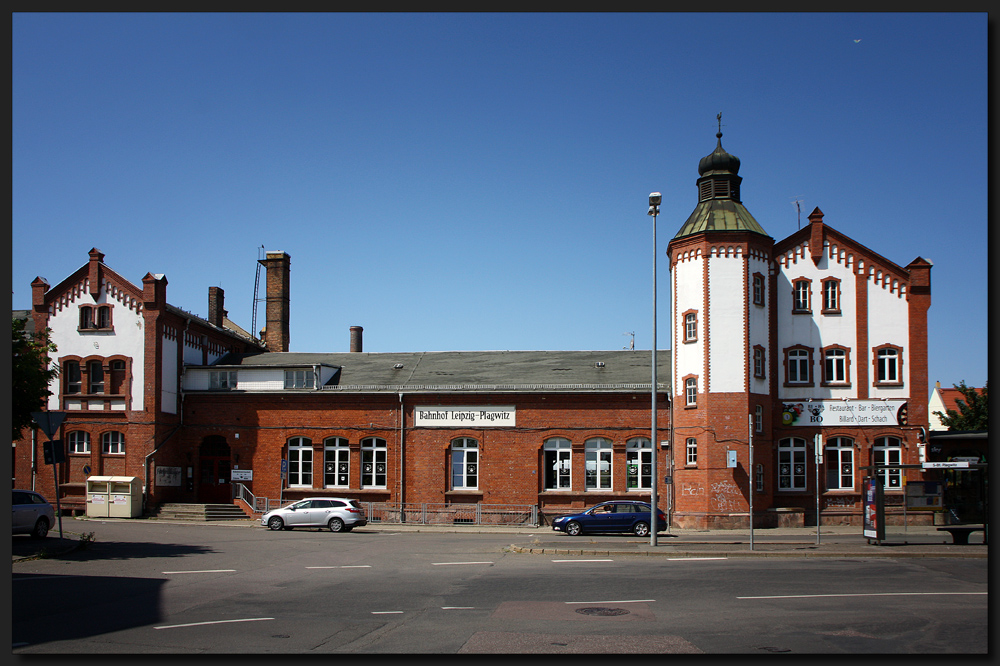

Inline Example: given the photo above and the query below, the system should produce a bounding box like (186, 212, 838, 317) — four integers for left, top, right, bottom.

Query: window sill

(791, 310, 812, 315)
(821, 309, 842, 316)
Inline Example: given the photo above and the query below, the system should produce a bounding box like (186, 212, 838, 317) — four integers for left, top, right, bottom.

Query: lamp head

(649, 192, 662, 206)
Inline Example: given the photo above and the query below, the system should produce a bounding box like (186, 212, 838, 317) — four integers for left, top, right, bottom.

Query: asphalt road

(12, 520, 988, 654)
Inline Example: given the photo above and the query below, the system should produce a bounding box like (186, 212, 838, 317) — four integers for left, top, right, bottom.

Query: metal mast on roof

(251, 245, 265, 339)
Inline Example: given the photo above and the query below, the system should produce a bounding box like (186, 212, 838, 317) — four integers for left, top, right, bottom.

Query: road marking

(667, 557, 728, 561)
(738, 592, 988, 600)
(442, 606, 476, 610)
(154, 617, 274, 630)
(371, 611, 404, 614)
(565, 599, 654, 604)
(305, 565, 372, 569)
(431, 561, 493, 566)
(551, 559, 613, 563)
(161, 569, 236, 575)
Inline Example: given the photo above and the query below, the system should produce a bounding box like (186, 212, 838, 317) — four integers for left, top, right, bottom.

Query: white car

(12, 490, 56, 539)
(261, 497, 368, 533)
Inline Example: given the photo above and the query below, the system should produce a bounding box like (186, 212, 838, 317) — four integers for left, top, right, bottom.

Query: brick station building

(14, 130, 933, 528)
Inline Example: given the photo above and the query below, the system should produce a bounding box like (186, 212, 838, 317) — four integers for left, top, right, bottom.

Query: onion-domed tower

(667, 120, 776, 529)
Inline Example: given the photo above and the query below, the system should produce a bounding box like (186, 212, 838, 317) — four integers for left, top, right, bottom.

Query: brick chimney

(258, 251, 290, 352)
(350, 326, 363, 353)
(208, 286, 225, 327)
(88, 248, 105, 300)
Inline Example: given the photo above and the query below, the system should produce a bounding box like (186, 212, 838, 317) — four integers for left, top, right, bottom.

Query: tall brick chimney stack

(208, 286, 225, 327)
(258, 251, 290, 352)
(350, 326, 363, 353)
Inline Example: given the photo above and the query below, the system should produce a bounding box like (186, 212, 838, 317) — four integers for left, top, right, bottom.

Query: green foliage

(12, 316, 59, 440)
(933, 381, 988, 432)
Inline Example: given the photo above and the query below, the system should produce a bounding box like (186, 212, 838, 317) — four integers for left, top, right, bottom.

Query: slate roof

(208, 349, 671, 393)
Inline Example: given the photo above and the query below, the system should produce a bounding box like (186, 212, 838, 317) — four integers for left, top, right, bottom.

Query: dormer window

(284, 369, 315, 389)
(79, 305, 112, 331)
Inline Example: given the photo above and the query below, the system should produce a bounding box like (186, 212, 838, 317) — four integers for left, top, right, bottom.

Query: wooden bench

(937, 526, 986, 545)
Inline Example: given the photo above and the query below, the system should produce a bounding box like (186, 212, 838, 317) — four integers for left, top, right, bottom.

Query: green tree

(933, 380, 988, 431)
(12, 315, 58, 440)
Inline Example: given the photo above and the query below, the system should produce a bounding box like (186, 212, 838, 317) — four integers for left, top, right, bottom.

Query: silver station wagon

(261, 497, 368, 533)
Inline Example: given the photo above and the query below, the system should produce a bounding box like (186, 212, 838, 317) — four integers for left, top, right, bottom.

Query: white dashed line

(565, 599, 654, 605)
(161, 569, 236, 575)
(551, 559, 613, 563)
(154, 617, 274, 630)
(371, 611, 404, 614)
(305, 565, 373, 569)
(738, 592, 988, 600)
(432, 561, 493, 566)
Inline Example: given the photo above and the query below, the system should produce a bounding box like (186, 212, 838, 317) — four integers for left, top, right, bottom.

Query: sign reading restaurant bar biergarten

(780, 400, 908, 427)
(414, 405, 516, 427)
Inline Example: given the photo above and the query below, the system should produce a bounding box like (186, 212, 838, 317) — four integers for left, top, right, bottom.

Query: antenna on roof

(251, 245, 265, 339)
(623, 332, 635, 350)
(791, 197, 804, 230)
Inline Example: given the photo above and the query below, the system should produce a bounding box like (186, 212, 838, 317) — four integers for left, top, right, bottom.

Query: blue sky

(12, 13, 988, 394)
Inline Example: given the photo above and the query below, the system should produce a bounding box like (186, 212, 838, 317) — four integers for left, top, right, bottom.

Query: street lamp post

(648, 192, 661, 547)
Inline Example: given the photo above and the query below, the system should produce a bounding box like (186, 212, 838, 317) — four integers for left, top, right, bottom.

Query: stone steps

(152, 503, 251, 521)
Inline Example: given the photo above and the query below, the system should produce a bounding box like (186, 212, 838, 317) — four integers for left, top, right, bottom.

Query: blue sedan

(551, 501, 667, 537)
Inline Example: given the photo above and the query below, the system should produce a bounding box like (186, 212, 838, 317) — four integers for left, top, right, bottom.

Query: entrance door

(198, 436, 231, 504)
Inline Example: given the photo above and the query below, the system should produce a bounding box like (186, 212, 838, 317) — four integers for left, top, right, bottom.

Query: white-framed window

(67, 431, 91, 454)
(822, 279, 840, 313)
(753, 346, 765, 379)
(210, 370, 238, 390)
(284, 369, 315, 389)
(543, 438, 572, 490)
(786, 348, 812, 385)
(324, 437, 350, 488)
(88, 360, 105, 394)
(361, 437, 387, 488)
(875, 346, 902, 385)
(793, 279, 811, 312)
(752, 273, 765, 306)
(64, 360, 82, 394)
(626, 437, 652, 490)
(826, 437, 854, 491)
(685, 377, 698, 406)
(683, 311, 698, 343)
(685, 438, 697, 466)
(451, 438, 479, 490)
(101, 431, 125, 455)
(778, 437, 807, 491)
(287, 436, 313, 487)
(873, 437, 903, 490)
(823, 347, 849, 385)
(584, 437, 612, 490)
(755, 405, 763, 433)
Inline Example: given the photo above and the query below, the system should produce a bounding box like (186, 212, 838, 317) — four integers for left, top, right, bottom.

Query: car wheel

(267, 516, 284, 531)
(566, 521, 583, 537)
(633, 521, 650, 537)
(328, 517, 345, 533)
(31, 518, 49, 539)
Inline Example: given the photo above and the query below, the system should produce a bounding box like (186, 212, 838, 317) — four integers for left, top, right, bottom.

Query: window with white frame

(753, 346, 765, 379)
(875, 346, 902, 385)
(287, 437, 313, 487)
(822, 279, 840, 313)
(451, 438, 479, 490)
(683, 311, 698, 343)
(101, 431, 125, 455)
(793, 279, 811, 312)
(626, 437, 652, 490)
(822, 347, 849, 385)
(752, 273, 765, 306)
(685, 377, 698, 406)
(361, 437, 387, 488)
(210, 370, 238, 390)
(324, 437, 350, 487)
(873, 437, 903, 490)
(284, 369, 315, 389)
(786, 348, 812, 385)
(826, 437, 854, 490)
(685, 438, 697, 466)
(543, 438, 571, 490)
(68, 431, 90, 454)
(584, 438, 612, 490)
(778, 437, 807, 491)
(755, 405, 763, 433)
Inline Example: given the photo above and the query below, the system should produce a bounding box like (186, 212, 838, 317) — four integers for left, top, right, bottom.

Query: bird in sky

(854, 39, 862, 43)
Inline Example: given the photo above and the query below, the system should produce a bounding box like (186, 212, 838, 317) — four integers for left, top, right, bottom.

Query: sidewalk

(13, 516, 986, 562)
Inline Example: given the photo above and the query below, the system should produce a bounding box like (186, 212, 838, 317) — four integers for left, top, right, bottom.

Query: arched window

(626, 437, 651, 490)
(324, 437, 349, 488)
(361, 437, 387, 488)
(287, 437, 313, 487)
(101, 431, 125, 455)
(584, 438, 612, 490)
(685, 377, 698, 406)
(67, 431, 90, 454)
(451, 438, 478, 490)
(826, 437, 854, 490)
(79, 306, 93, 330)
(542, 438, 571, 490)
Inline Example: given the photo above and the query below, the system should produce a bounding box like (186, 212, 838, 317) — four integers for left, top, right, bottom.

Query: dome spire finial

(716, 111, 723, 138)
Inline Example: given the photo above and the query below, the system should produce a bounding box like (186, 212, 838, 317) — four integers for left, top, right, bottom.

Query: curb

(505, 545, 988, 559)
